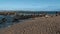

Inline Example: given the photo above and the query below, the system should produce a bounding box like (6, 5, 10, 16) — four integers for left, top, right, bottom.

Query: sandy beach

(0, 16, 60, 34)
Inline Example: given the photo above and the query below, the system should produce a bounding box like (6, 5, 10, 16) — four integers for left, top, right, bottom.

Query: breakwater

(0, 11, 60, 29)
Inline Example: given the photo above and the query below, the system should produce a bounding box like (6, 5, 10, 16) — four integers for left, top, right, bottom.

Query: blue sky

(0, 0, 60, 11)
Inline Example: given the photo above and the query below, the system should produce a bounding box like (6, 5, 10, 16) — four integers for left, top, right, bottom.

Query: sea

(0, 15, 14, 28)
(0, 15, 32, 29)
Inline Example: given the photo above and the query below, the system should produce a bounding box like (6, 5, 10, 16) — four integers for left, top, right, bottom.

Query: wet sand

(0, 16, 60, 34)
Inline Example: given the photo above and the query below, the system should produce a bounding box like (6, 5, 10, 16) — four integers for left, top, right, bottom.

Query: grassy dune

(0, 16, 60, 34)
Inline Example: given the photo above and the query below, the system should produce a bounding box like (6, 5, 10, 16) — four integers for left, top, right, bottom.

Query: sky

(0, 0, 60, 11)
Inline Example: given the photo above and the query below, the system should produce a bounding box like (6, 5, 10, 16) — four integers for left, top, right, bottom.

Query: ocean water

(0, 15, 14, 28)
(0, 15, 32, 29)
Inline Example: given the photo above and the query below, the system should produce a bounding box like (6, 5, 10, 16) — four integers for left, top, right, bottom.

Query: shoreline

(0, 16, 60, 34)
